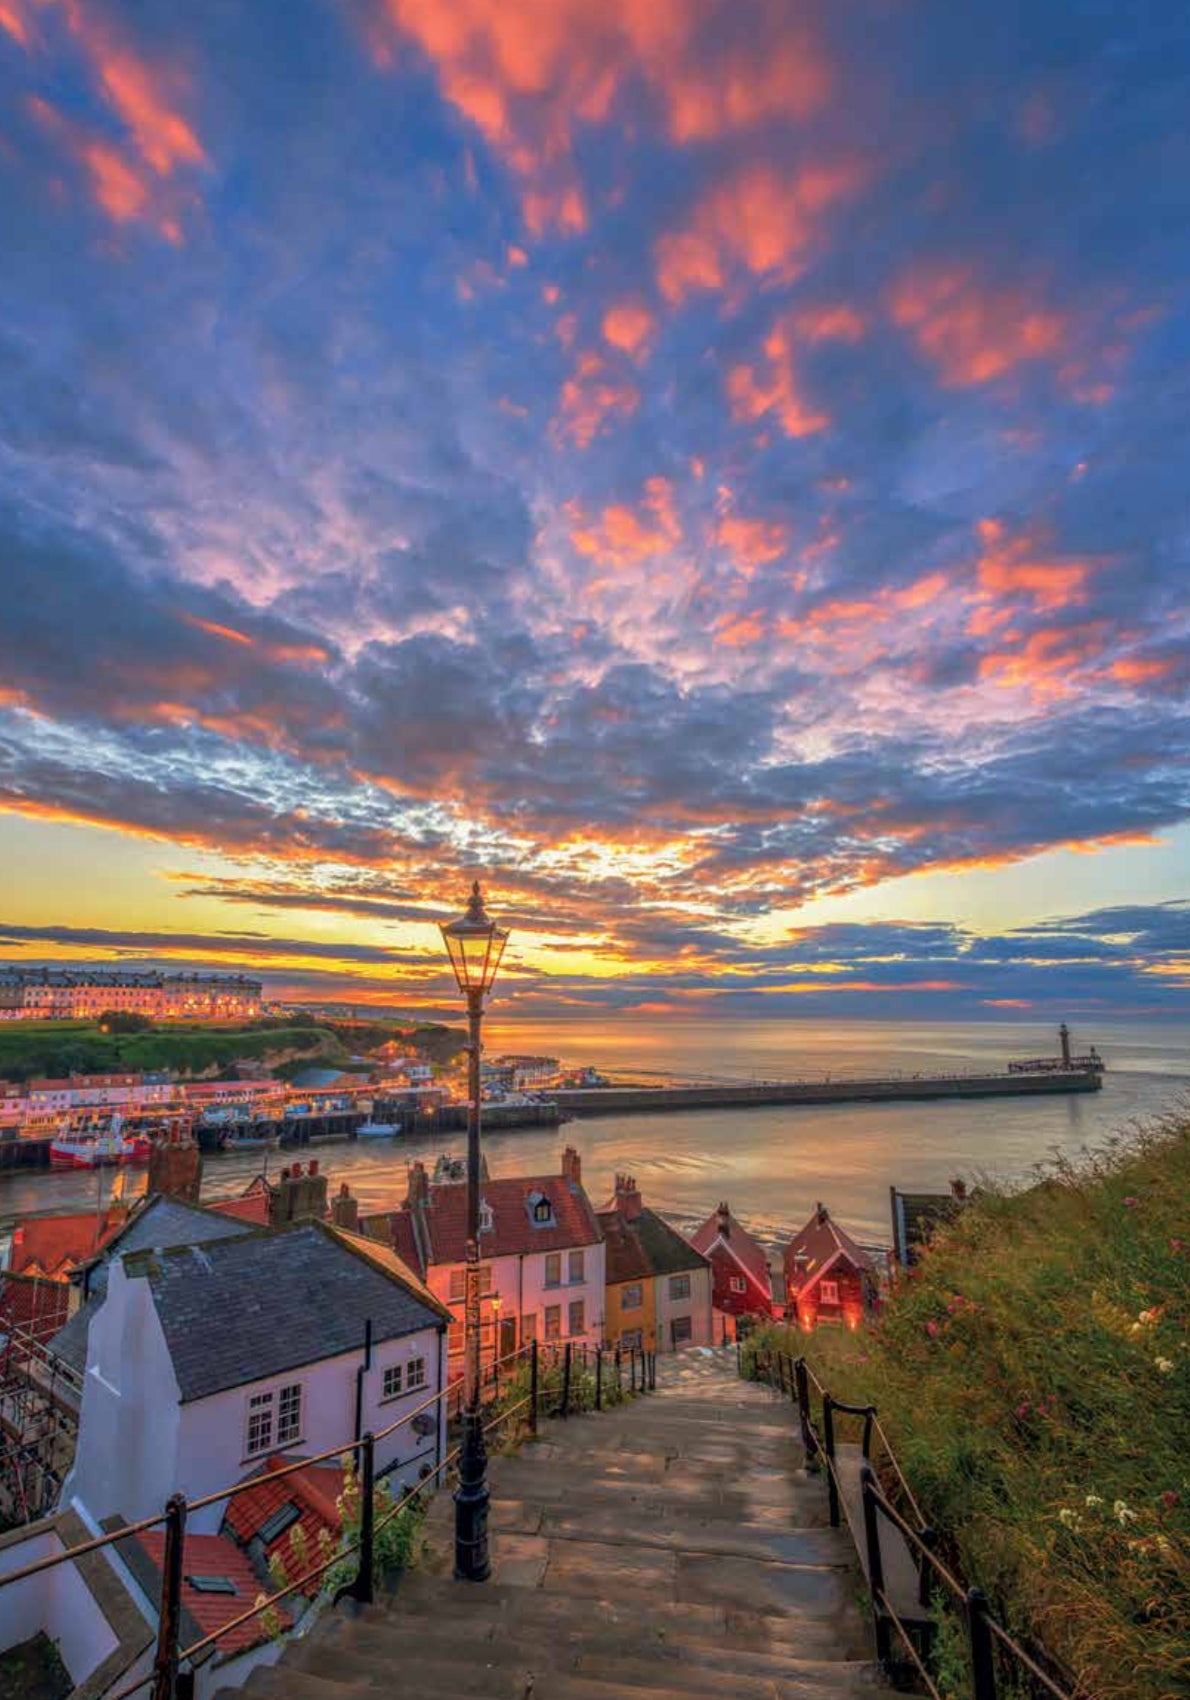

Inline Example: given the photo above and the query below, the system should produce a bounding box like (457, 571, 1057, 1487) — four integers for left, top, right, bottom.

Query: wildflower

(1085, 1493, 1104, 1508)
(1115, 1500, 1138, 1525)
(925, 1320, 939, 1338)
(1155, 1357, 1175, 1374)
(1016, 1401, 1031, 1419)
(1155, 1535, 1173, 1555)
(1123, 1196, 1139, 1208)
(1057, 1508, 1082, 1531)
(1161, 1490, 1179, 1511)
(1171, 1238, 1186, 1255)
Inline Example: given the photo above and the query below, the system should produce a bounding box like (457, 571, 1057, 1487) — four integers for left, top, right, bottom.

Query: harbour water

(2, 1019, 1186, 1246)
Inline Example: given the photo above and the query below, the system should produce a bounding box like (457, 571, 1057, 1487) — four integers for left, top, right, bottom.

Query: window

(187, 1575, 237, 1595)
(621, 1283, 643, 1311)
(544, 1253, 561, 1287)
(622, 1328, 643, 1350)
(521, 1312, 537, 1343)
(407, 1356, 426, 1390)
(277, 1383, 302, 1446)
(449, 1266, 492, 1302)
(669, 1274, 692, 1301)
(258, 1504, 301, 1545)
(671, 1316, 693, 1345)
(383, 1364, 402, 1400)
(544, 1305, 561, 1341)
(479, 1201, 494, 1235)
(568, 1299, 585, 1337)
(820, 1279, 840, 1306)
(729, 1275, 746, 1294)
(246, 1391, 273, 1457)
(568, 1249, 585, 1284)
(448, 1320, 463, 1353)
(531, 1194, 554, 1225)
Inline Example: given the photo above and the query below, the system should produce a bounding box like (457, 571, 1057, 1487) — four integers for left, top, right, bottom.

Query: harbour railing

(747, 1346, 1078, 1700)
(0, 1337, 657, 1700)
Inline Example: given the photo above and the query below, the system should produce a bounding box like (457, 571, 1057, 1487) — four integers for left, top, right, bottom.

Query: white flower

(1155, 1535, 1173, 1555)
(1057, 1508, 1083, 1531)
(1155, 1357, 1175, 1375)
(1085, 1493, 1104, 1508)
(1115, 1500, 1137, 1525)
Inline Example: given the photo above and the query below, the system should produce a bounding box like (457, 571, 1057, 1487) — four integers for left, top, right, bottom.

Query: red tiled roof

(223, 1454, 343, 1595)
(8, 1209, 129, 1279)
(690, 1205, 771, 1284)
(415, 1173, 601, 1264)
(136, 1531, 291, 1655)
(784, 1206, 877, 1295)
(361, 1210, 426, 1278)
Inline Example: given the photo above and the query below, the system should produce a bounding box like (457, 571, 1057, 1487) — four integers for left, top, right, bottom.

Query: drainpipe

(354, 1317, 373, 1444)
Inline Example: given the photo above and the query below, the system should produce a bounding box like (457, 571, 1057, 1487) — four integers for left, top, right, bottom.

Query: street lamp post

(440, 880, 509, 1583)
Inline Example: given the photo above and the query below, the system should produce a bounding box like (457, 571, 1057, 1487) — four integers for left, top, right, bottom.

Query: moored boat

(357, 1120, 399, 1138)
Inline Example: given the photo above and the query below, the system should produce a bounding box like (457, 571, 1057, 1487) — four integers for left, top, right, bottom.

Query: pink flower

(1171, 1238, 1186, 1255)
(1016, 1401, 1031, 1419)
(1123, 1196, 1139, 1208)
(926, 1320, 939, 1338)
(1161, 1490, 1179, 1511)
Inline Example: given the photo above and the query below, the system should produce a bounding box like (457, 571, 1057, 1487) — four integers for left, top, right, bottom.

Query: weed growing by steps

(744, 1110, 1190, 1700)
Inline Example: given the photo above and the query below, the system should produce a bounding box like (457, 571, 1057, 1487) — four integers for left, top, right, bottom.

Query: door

(500, 1316, 517, 1360)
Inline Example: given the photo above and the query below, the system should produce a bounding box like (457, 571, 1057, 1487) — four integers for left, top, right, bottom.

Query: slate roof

(784, 1205, 877, 1295)
(598, 1206, 709, 1286)
(127, 1221, 445, 1402)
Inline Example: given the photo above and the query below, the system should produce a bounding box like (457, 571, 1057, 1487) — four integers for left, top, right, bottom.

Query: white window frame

(729, 1274, 746, 1294)
(669, 1273, 692, 1301)
(568, 1299, 585, 1337)
(277, 1382, 302, 1446)
(621, 1283, 643, 1311)
(382, 1364, 402, 1401)
(819, 1279, 840, 1306)
(544, 1252, 562, 1288)
(568, 1249, 585, 1284)
(245, 1391, 273, 1459)
(406, 1356, 426, 1390)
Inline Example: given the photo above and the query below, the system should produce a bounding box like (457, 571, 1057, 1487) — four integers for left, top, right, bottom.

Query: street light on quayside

(439, 879, 509, 1582)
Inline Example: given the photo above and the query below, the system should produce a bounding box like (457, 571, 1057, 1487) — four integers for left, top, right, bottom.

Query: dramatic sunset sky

(1, 0, 1187, 1019)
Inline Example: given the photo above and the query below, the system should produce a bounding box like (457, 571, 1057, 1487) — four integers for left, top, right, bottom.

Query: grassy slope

(0, 1020, 344, 1082)
(747, 1112, 1190, 1699)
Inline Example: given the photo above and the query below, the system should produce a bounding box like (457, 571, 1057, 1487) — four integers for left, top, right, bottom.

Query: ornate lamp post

(440, 880, 509, 1582)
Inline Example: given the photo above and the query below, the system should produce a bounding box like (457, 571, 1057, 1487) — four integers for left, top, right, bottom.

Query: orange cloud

(726, 301, 864, 438)
(375, 1, 832, 235)
(715, 513, 789, 572)
(570, 476, 680, 566)
(713, 611, 766, 649)
(889, 264, 1068, 386)
(556, 349, 640, 447)
(657, 161, 864, 305)
(973, 518, 1096, 617)
(1107, 656, 1176, 687)
(602, 299, 655, 360)
(978, 621, 1112, 699)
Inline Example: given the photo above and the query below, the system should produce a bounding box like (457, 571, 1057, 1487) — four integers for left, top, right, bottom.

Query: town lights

(439, 880, 509, 1582)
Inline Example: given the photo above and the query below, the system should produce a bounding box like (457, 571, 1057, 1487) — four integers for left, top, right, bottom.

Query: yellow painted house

(597, 1175, 713, 1352)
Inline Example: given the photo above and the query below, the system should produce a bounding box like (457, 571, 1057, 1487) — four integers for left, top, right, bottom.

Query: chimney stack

(331, 1181, 359, 1233)
(716, 1201, 731, 1237)
(406, 1160, 429, 1208)
(270, 1158, 329, 1226)
(816, 1201, 829, 1225)
(147, 1122, 202, 1204)
(615, 1173, 642, 1222)
(561, 1146, 582, 1188)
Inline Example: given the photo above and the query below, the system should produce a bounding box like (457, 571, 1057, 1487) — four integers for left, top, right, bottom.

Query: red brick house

(784, 1202, 879, 1331)
(689, 1203, 774, 1327)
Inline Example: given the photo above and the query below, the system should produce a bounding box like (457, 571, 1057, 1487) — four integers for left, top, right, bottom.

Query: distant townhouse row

(0, 967, 263, 1022)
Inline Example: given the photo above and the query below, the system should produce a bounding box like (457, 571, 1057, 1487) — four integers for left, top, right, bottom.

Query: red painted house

(689, 1203, 774, 1327)
(784, 1202, 879, 1331)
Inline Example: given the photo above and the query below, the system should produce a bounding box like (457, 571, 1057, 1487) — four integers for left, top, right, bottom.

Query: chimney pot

(817, 1201, 829, 1225)
(308, 1158, 319, 1175)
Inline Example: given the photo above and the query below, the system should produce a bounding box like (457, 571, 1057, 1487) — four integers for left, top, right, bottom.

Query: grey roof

(52, 1197, 254, 1373)
(128, 1222, 444, 1402)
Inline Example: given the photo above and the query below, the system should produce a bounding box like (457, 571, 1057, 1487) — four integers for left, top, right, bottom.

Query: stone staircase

(235, 1350, 898, 1699)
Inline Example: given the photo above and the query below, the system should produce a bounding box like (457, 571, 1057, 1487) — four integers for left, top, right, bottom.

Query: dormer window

(479, 1201, 494, 1235)
(527, 1191, 554, 1226)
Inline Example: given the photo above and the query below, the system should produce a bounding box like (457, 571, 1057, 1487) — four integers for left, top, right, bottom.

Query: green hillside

(745, 1112, 1190, 1699)
(0, 1019, 344, 1082)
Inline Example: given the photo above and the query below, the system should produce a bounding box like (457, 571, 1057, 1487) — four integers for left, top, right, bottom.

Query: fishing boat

(219, 1126, 280, 1153)
(49, 1123, 152, 1169)
(357, 1120, 400, 1139)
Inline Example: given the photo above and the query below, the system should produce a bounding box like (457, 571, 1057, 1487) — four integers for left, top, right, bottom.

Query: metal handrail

(749, 1349, 1078, 1700)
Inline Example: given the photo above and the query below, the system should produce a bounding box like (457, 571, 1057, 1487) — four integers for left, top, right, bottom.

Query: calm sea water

(4, 1018, 1186, 1248)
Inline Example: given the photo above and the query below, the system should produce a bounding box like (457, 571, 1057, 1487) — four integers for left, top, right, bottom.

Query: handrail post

(860, 1466, 891, 1666)
(561, 1342, 572, 1418)
(615, 1344, 622, 1396)
(630, 1349, 637, 1394)
(529, 1337, 539, 1435)
(794, 1358, 816, 1461)
(918, 1526, 937, 1610)
(595, 1347, 603, 1411)
(354, 1433, 376, 1604)
(650, 1351, 656, 1391)
(151, 1493, 187, 1700)
(966, 1587, 997, 1700)
(861, 1409, 874, 1459)
(823, 1396, 839, 1527)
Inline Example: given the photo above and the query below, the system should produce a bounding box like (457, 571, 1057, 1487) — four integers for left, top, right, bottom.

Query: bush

(758, 1113, 1190, 1700)
(96, 1010, 154, 1033)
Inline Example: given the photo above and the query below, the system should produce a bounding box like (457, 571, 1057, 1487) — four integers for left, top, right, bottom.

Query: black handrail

(746, 1347, 1077, 1700)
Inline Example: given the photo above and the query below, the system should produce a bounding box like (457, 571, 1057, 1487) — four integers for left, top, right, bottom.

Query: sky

(0, 0, 1188, 1022)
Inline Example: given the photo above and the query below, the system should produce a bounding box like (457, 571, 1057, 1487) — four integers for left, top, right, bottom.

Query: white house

(362, 1147, 606, 1373)
(60, 1219, 450, 1534)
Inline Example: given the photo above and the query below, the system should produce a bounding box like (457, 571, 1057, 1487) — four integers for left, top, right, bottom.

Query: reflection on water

(3, 1018, 1186, 1246)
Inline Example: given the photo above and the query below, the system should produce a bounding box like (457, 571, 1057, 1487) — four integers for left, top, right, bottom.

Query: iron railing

(748, 1347, 1078, 1700)
(0, 1336, 658, 1700)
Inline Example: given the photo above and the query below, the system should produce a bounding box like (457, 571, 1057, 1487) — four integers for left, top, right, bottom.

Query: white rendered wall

(0, 1529, 118, 1685)
(655, 1265, 714, 1350)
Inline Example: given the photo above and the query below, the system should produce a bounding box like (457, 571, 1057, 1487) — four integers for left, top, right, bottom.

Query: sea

(3, 1018, 1187, 1250)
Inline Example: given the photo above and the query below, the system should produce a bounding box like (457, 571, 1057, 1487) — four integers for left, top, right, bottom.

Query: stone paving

(233, 1348, 898, 1699)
